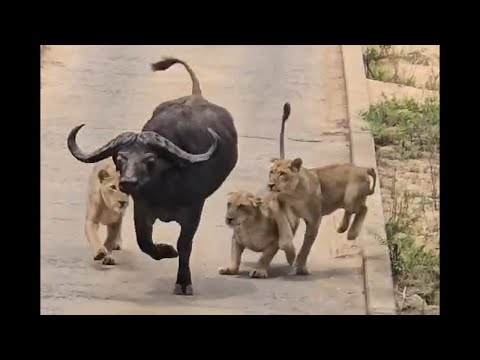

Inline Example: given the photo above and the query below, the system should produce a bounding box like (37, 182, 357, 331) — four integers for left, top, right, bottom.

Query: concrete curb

(341, 45, 397, 315)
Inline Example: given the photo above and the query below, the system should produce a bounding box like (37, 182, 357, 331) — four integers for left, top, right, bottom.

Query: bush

(361, 96, 439, 159)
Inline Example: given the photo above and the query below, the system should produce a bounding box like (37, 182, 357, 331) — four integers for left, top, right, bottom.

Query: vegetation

(361, 95, 440, 314)
(361, 96, 439, 160)
(363, 45, 439, 90)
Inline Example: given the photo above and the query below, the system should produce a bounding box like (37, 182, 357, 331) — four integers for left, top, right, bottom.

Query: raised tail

(151, 57, 201, 96)
(280, 102, 291, 159)
(366, 167, 377, 195)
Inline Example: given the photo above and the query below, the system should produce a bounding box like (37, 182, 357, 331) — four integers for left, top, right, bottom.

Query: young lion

(268, 158, 376, 275)
(85, 159, 130, 265)
(219, 102, 299, 278)
(219, 190, 299, 278)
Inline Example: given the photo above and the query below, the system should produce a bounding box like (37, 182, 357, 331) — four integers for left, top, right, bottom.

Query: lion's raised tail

(280, 102, 291, 159)
(151, 57, 201, 96)
(367, 167, 376, 195)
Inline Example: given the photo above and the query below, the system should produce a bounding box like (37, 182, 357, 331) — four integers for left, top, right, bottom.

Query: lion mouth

(226, 217, 241, 227)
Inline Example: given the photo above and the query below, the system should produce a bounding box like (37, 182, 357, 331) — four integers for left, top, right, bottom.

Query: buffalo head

(67, 124, 220, 195)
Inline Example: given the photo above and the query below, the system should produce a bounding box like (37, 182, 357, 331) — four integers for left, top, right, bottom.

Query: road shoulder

(341, 45, 397, 315)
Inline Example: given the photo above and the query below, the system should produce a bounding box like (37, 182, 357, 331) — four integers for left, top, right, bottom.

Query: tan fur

(219, 190, 300, 278)
(85, 159, 130, 266)
(268, 159, 376, 275)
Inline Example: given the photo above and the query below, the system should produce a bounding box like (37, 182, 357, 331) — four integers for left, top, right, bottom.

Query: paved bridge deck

(41, 45, 367, 315)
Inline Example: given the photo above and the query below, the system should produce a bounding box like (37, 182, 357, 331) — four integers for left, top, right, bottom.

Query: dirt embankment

(362, 45, 440, 315)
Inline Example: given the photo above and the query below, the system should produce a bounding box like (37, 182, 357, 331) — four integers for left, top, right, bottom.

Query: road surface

(41, 45, 366, 315)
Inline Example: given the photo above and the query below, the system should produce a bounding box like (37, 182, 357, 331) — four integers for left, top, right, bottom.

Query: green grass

(363, 95, 440, 311)
(361, 96, 439, 159)
(381, 189, 440, 307)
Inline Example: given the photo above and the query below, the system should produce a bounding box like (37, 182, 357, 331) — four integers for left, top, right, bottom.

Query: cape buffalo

(67, 57, 238, 295)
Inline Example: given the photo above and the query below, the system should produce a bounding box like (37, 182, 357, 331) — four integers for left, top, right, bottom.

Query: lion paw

(102, 255, 116, 266)
(347, 231, 359, 240)
(294, 266, 311, 276)
(113, 244, 122, 251)
(93, 248, 107, 261)
(173, 284, 193, 296)
(284, 249, 296, 266)
(249, 268, 268, 278)
(150, 243, 178, 260)
(218, 267, 239, 275)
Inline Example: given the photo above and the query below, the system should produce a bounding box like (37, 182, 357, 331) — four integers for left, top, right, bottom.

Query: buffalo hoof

(94, 248, 107, 261)
(150, 244, 178, 260)
(174, 284, 193, 296)
(113, 244, 122, 251)
(102, 256, 116, 266)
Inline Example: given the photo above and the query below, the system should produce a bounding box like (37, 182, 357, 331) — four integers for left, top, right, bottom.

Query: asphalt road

(41, 45, 366, 315)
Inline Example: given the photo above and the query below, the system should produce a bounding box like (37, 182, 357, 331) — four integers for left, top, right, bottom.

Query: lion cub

(219, 190, 299, 278)
(268, 158, 376, 275)
(219, 102, 299, 279)
(85, 159, 130, 265)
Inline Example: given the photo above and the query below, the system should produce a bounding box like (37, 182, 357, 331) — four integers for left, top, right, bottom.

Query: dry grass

(363, 45, 439, 91)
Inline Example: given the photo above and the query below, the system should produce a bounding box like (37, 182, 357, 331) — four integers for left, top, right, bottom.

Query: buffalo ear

(290, 158, 303, 171)
(98, 169, 110, 183)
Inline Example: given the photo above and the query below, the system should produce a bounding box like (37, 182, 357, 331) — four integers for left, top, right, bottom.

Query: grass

(362, 95, 440, 313)
(381, 183, 440, 309)
(363, 45, 438, 89)
(361, 96, 439, 159)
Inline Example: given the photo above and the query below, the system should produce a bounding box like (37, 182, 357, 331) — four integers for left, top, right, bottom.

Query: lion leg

(102, 221, 122, 266)
(344, 188, 368, 240)
(284, 218, 299, 266)
(85, 220, 107, 261)
(109, 217, 124, 250)
(271, 201, 295, 253)
(284, 245, 296, 266)
(294, 219, 321, 275)
(347, 205, 368, 240)
(219, 238, 244, 275)
(250, 243, 279, 279)
(337, 210, 352, 233)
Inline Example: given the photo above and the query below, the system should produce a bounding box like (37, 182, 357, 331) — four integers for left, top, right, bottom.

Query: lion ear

(290, 158, 303, 171)
(98, 169, 110, 183)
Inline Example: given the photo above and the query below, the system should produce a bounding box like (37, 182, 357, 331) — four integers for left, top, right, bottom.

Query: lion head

(268, 157, 303, 192)
(225, 191, 263, 227)
(98, 165, 130, 213)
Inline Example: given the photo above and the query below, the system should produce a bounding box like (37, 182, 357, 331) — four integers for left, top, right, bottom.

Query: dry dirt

(365, 45, 440, 314)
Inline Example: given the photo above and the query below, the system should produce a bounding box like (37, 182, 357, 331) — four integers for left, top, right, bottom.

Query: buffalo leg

(134, 201, 178, 260)
(174, 201, 205, 296)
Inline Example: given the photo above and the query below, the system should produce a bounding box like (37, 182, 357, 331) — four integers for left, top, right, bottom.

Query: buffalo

(67, 57, 238, 295)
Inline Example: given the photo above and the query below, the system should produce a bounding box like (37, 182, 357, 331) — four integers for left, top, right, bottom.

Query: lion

(84, 158, 130, 266)
(268, 158, 376, 275)
(219, 190, 299, 278)
(219, 102, 300, 279)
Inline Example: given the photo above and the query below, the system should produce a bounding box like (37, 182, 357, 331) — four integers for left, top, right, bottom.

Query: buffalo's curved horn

(67, 124, 137, 163)
(139, 128, 220, 163)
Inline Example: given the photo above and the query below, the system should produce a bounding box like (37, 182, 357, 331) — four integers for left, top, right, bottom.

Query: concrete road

(41, 45, 366, 315)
